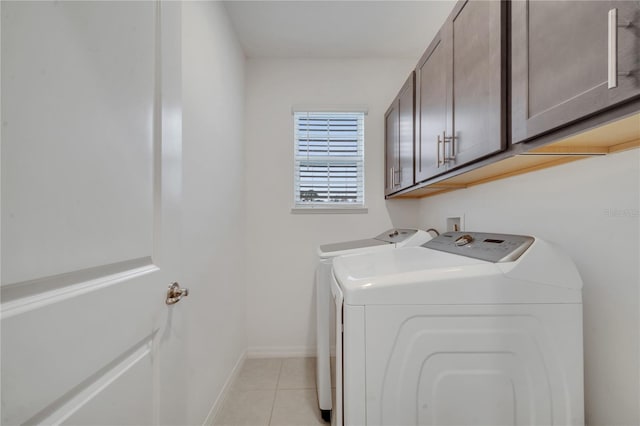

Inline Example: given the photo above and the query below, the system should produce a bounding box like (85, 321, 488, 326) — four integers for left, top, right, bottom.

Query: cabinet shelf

(392, 112, 639, 199)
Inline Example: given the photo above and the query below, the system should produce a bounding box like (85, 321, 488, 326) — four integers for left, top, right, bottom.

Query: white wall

(182, 2, 247, 424)
(417, 149, 640, 426)
(244, 58, 420, 355)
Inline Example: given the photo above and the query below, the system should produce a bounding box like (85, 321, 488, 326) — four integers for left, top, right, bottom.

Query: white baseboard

(202, 349, 247, 426)
(247, 346, 316, 358)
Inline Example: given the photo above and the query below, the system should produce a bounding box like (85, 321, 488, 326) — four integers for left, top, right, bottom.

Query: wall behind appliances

(182, 2, 247, 424)
(244, 58, 420, 355)
(417, 149, 640, 426)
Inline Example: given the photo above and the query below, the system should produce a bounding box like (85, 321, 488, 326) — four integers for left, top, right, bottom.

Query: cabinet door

(512, 0, 640, 143)
(447, 0, 505, 167)
(384, 100, 399, 195)
(415, 30, 448, 183)
(398, 72, 415, 189)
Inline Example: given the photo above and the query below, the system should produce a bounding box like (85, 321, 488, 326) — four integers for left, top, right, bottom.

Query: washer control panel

(423, 232, 535, 263)
(454, 234, 474, 246)
(374, 228, 418, 244)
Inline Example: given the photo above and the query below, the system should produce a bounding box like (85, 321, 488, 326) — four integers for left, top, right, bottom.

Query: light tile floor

(214, 357, 327, 426)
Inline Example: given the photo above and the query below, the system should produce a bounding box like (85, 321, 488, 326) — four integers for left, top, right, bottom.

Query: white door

(1, 2, 186, 425)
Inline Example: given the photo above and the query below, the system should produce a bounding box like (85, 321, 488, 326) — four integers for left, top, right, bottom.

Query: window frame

(291, 108, 368, 214)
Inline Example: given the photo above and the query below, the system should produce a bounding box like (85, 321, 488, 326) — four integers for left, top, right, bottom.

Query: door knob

(166, 282, 189, 305)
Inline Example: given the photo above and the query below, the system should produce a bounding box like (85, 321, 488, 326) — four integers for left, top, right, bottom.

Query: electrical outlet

(446, 215, 465, 232)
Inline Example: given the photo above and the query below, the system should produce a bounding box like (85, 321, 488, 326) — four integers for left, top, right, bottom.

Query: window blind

(294, 112, 365, 207)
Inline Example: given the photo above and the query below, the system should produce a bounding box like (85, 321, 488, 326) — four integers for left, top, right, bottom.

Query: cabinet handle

(608, 8, 618, 89)
(438, 131, 454, 166)
(444, 133, 457, 161)
(437, 134, 442, 167)
(389, 167, 394, 187)
(418, 124, 422, 173)
(390, 167, 400, 187)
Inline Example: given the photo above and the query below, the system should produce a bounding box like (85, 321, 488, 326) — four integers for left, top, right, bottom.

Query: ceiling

(223, 1, 456, 59)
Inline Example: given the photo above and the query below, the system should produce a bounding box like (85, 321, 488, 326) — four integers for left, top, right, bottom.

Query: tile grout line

(267, 359, 284, 426)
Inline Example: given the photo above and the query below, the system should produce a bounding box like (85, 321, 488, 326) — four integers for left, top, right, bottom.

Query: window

(293, 111, 365, 210)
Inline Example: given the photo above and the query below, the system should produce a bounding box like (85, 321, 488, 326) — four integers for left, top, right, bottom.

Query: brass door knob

(166, 282, 189, 305)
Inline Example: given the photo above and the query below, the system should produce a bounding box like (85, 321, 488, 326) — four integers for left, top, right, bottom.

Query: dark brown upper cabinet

(415, 0, 506, 183)
(415, 29, 448, 183)
(385, 72, 415, 195)
(512, 1, 640, 144)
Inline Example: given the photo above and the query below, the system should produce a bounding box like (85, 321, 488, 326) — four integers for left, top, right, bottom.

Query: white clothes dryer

(331, 231, 584, 426)
(315, 229, 433, 422)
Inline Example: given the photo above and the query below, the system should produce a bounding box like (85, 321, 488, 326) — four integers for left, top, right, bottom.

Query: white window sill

(291, 206, 368, 215)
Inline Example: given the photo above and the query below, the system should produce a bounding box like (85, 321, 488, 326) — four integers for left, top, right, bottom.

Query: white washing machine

(315, 229, 433, 422)
(331, 231, 584, 426)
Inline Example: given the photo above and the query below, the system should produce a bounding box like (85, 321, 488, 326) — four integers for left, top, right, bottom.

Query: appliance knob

(455, 234, 473, 246)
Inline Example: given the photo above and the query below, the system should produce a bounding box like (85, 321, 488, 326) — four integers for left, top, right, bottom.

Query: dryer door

(365, 303, 583, 425)
(330, 274, 344, 426)
(315, 260, 333, 415)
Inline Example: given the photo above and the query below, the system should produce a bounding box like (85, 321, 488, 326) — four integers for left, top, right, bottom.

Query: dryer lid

(332, 243, 582, 306)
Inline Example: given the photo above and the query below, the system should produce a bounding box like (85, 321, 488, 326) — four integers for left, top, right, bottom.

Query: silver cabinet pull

(418, 130, 422, 173)
(439, 131, 454, 166)
(608, 8, 618, 89)
(444, 133, 457, 162)
(390, 167, 399, 187)
(437, 133, 443, 166)
(608, 8, 634, 89)
(166, 282, 189, 305)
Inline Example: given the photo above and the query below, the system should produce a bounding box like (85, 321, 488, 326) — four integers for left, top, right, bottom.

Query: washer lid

(317, 229, 431, 258)
(318, 238, 390, 258)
